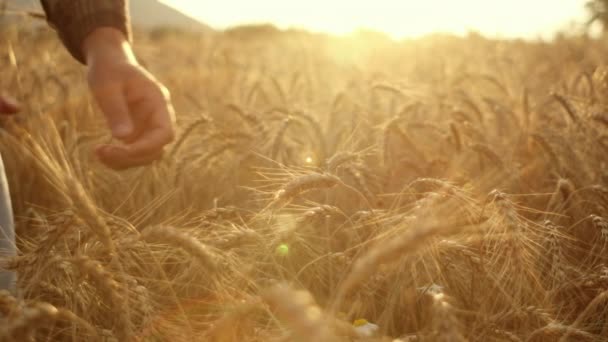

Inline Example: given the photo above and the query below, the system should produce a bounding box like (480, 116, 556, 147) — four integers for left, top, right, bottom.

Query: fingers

(95, 144, 164, 170)
(96, 103, 175, 170)
(126, 122, 174, 156)
(92, 84, 134, 140)
(0, 95, 20, 115)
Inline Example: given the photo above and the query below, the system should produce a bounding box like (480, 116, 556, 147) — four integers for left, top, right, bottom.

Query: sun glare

(164, 0, 584, 39)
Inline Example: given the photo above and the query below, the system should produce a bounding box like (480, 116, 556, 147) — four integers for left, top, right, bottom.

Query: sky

(163, 0, 589, 39)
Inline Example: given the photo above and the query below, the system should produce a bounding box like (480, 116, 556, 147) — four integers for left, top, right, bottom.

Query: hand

(83, 28, 175, 170)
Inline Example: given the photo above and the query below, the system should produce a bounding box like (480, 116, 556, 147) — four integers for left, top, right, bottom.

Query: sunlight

(163, 0, 585, 39)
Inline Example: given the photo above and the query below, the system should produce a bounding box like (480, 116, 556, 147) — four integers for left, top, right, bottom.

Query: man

(0, 0, 176, 292)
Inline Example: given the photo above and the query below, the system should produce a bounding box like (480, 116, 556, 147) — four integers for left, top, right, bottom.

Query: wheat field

(1, 21, 608, 341)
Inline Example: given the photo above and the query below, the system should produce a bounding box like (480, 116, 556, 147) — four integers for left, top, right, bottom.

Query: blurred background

(1, 0, 602, 39)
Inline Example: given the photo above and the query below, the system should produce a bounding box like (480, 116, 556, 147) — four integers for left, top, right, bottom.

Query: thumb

(93, 85, 134, 140)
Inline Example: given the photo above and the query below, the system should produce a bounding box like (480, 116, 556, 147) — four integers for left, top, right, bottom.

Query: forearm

(40, 0, 131, 64)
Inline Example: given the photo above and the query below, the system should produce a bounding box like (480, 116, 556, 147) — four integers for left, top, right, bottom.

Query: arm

(41, 0, 175, 170)
(40, 0, 131, 63)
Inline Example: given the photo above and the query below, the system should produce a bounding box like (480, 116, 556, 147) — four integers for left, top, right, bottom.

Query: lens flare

(276, 243, 290, 256)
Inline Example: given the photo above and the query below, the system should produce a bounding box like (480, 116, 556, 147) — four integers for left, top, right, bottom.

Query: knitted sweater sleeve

(40, 0, 131, 64)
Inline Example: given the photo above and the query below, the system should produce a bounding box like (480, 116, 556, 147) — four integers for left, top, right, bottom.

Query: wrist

(83, 28, 137, 65)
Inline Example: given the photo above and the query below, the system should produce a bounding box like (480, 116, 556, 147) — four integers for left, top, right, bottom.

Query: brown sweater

(40, 0, 131, 64)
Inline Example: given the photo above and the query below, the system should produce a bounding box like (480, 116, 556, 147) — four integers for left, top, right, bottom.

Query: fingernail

(3, 96, 18, 107)
(95, 145, 108, 155)
(112, 124, 132, 138)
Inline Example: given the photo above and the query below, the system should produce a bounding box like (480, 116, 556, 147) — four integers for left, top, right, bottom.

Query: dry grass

(2, 18, 608, 341)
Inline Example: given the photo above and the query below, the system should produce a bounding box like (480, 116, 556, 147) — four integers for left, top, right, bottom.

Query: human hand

(83, 28, 175, 170)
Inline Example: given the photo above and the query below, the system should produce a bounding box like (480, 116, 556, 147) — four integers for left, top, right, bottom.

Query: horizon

(162, 0, 591, 39)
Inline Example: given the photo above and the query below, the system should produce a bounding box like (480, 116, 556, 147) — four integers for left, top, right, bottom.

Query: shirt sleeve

(40, 0, 131, 64)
